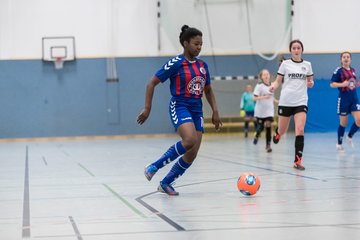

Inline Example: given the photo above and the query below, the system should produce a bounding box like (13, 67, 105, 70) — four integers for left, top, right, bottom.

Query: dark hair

(289, 39, 304, 52)
(179, 25, 202, 47)
(340, 51, 351, 59)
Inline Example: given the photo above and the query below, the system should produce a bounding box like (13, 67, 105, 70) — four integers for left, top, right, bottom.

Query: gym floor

(0, 132, 359, 239)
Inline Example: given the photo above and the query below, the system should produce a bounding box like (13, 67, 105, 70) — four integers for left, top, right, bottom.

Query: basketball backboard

(42, 36, 76, 62)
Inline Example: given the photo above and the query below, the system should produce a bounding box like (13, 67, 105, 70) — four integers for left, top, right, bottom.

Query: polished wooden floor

(0, 132, 359, 239)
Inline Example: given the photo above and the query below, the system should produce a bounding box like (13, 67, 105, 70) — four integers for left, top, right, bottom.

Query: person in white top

(269, 40, 314, 170)
(253, 69, 277, 153)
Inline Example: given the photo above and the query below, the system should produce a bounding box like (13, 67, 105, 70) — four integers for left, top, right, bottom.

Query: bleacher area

(204, 116, 278, 134)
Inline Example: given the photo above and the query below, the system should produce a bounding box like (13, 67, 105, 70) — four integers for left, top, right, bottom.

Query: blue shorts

(245, 111, 255, 117)
(337, 97, 360, 115)
(169, 98, 204, 132)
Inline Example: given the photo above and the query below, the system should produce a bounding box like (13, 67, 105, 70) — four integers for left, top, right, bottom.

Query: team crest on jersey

(187, 76, 205, 95)
(301, 66, 306, 72)
(200, 67, 206, 75)
(348, 78, 356, 90)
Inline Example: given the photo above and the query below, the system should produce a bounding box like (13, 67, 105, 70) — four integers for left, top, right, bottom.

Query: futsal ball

(237, 172, 260, 196)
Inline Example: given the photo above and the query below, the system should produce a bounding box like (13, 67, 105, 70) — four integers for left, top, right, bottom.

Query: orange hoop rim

(55, 57, 64, 62)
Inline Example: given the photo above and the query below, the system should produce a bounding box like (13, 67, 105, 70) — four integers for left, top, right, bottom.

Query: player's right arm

(330, 67, 349, 88)
(330, 81, 349, 88)
(269, 74, 283, 93)
(137, 56, 182, 125)
(137, 76, 161, 125)
(240, 93, 245, 110)
(270, 61, 285, 93)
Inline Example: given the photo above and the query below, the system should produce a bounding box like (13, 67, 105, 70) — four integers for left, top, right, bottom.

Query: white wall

(293, 0, 360, 53)
(0, 0, 359, 60)
(0, 0, 159, 59)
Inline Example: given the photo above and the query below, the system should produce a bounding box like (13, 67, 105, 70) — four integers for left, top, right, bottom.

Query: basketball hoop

(54, 57, 64, 70)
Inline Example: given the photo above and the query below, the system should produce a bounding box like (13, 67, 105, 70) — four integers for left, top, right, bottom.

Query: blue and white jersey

(331, 67, 358, 101)
(155, 54, 211, 101)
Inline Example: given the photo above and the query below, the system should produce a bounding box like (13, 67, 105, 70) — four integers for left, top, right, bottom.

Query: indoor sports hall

(0, 1, 359, 239)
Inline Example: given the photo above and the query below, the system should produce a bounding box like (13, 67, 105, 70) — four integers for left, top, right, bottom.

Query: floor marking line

(136, 195, 186, 231)
(22, 146, 31, 238)
(102, 183, 147, 219)
(75, 162, 147, 218)
(77, 163, 95, 177)
(68, 216, 83, 240)
(42, 156, 48, 166)
(200, 153, 324, 181)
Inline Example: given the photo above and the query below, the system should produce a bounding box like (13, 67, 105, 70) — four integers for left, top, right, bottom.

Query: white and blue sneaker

(336, 144, 345, 152)
(346, 135, 354, 148)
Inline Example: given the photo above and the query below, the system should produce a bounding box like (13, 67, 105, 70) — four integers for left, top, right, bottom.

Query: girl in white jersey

(253, 69, 277, 153)
(269, 40, 314, 170)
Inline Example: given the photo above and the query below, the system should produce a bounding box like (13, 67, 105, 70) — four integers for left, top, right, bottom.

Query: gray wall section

(0, 53, 359, 138)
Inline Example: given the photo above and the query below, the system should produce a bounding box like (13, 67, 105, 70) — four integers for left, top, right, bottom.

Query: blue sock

(152, 141, 186, 169)
(338, 125, 345, 144)
(161, 157, 191, 185)
(348, 123, 359, 138)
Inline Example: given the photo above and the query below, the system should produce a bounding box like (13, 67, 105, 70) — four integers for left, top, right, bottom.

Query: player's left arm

(204, 84, 222, 131)
(356, 76, 360, 87)
(307, 75, 314, 88)
(306, 62, 314, 88)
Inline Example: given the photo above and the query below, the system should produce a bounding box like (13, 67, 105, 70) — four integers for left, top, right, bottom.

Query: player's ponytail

(179, 25, 202, 47)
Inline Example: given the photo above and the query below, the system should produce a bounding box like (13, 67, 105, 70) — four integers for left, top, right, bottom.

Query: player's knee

(295, 126, 305, 135)
(355, 119, 360, 127)
(182, 135, 198, 150)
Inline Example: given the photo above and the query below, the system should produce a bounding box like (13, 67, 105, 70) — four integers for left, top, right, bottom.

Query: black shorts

(278, 105, 308, 117)
(256, 117, 274, 124)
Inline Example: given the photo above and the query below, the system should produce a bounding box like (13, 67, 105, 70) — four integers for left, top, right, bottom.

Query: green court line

(102, 183, 147, 218)
(76, 162, 146, 218)
(77, 163, 95, 177)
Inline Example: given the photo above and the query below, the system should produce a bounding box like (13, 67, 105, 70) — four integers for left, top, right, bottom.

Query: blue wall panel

(0, 58, 173, 138)
(306, 79, 359, 133)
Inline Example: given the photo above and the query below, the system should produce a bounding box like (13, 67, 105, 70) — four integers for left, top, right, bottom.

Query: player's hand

(137, 108, 150, 125)
(212, 112, 222, 132)
(342, 80, 349, 87)
(307, 79, 314, 88)
(269, 84, 275, 93)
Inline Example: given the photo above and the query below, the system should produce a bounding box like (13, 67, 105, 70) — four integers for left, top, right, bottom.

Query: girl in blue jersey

(330, 51, 360, 151)
(137, 25, 222, 196)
